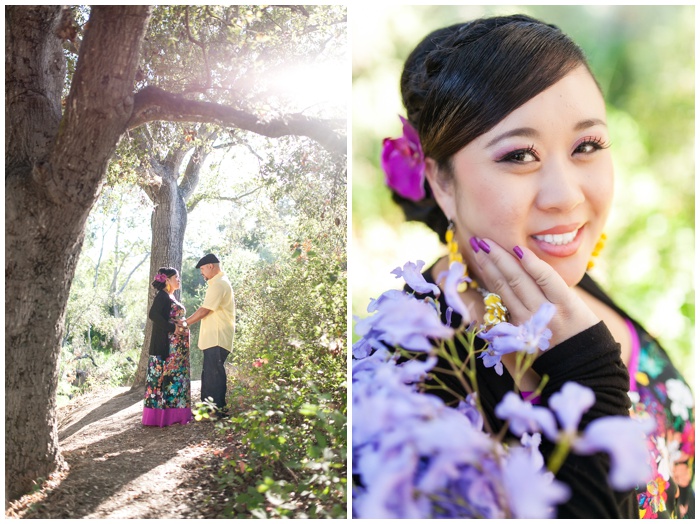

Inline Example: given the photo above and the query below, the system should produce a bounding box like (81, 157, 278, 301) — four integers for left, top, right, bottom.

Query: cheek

(454, 176, 529, 234)
(586, 163, 614, 217)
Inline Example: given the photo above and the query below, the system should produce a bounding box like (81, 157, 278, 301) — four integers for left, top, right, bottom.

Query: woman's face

(166, 272, 181, 291)
(428, 65, 613, 287)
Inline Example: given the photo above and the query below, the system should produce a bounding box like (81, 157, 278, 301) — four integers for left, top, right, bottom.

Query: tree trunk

(5, 5, 151, 503)
(131, 157, 188, 390)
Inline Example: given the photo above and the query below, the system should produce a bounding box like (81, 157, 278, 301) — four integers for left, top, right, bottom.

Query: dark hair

(394, 14, 595, 241)
(151, 267, 178, 291)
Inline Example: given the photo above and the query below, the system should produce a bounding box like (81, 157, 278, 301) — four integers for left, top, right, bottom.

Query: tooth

(534, 229, 578, 245)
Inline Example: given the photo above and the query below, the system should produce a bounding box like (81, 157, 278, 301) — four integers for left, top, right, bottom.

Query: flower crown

(154, 273, 168, 283)
(381, 116, 426, 202)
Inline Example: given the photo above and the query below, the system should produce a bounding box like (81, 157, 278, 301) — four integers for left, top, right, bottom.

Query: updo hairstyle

(152, 267, 178, 291)
(394, 14, 595, 242)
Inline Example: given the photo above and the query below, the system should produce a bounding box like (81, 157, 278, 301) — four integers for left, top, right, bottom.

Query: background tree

(5, 4, 346, 503)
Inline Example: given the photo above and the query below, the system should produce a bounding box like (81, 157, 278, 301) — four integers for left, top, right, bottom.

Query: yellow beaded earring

(587, 233, 607, 270)
(445, 220, 463, 266)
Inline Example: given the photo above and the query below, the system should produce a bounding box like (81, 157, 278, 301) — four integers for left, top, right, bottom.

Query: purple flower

(520, 432, 545, 471)
(495, 391, 558, 438)
(381, 116, 426, 201)
(355, 443, 425, 518)
(351, 337, 373, 360)
(391, 260, 440, 296)
(548, 381, 595, 436)
(480, 302, 555, 354)
(572, 416, 656, 490)
(436, 261, 472, 324)
(501, 446, 571, 518)
(436, 463, 504, 518)
(478, 302, 555, 373)
(355, 291, 453, 352)
(455, 393, 484, 431)
(366, 289, 407, 313)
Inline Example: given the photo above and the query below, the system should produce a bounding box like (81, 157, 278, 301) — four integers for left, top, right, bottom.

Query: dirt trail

(6, 381, 234, 519)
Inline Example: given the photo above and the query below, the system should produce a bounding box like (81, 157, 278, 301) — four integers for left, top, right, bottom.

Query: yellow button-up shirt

(199, 272, 235, 351)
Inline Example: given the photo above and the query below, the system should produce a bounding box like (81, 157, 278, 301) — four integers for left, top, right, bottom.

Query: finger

(510, 244, 574, 305)
(471, 238, 545, 322)
(515, 244, 600, 341)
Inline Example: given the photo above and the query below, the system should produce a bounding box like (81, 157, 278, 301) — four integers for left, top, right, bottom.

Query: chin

(549, 258, 588, 287)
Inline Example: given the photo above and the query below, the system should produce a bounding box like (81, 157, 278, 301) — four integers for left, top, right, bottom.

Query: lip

(530, 224, 585, 257)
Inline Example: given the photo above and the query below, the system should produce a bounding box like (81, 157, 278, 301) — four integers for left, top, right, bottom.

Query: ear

(425, 157, 456, 220)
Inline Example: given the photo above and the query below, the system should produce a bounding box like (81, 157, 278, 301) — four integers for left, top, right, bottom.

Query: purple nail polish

(513, 246, 524, 260)
(478, 239, 491, 253)
(469, 237, 480, 253)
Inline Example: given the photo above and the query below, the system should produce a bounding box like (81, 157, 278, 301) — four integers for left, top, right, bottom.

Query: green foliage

(60, 184, 151, 403)
(58, 345, 140, 406)
(201, 142, 347, 517)
(215, 375, 346, 518)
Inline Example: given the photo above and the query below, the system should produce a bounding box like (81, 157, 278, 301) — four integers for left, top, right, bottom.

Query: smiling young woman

(359, 13, 694, 519)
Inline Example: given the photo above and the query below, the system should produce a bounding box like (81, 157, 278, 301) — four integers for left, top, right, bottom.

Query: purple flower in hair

(382, 116, 426, 201)
(154, 273, 167, 283)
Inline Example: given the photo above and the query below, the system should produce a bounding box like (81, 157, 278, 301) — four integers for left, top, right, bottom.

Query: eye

(497, 145, 539, 164)
(573, 136, 611, 155)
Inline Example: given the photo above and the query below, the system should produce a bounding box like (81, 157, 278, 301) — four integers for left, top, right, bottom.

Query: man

(183, 253, 235, 418)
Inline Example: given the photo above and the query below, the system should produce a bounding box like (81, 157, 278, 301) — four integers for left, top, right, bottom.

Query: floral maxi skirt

(142, 331, 193, 427)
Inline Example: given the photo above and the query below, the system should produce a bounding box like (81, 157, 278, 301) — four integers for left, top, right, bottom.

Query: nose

(535, 156, 585, 213)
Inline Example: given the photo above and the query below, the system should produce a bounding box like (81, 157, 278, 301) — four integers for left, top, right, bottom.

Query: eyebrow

(485, 118, 608, 148)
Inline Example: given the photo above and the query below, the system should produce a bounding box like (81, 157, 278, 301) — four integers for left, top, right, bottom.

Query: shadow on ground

(58, 388, 143, 441)
(14, 381, 225, 519)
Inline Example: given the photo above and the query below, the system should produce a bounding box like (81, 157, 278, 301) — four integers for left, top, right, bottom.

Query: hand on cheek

(470, 237, 599, 346)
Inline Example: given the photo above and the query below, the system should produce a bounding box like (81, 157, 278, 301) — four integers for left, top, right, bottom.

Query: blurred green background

(351, 5, 695, 384)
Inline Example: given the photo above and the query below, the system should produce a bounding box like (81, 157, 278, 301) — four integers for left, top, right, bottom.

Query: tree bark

(5, 5, 151, 503)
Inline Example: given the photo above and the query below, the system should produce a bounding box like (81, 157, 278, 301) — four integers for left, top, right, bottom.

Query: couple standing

(142, 253, 236, 427)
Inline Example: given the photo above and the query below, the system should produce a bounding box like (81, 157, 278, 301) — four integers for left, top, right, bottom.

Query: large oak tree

(5, 5, 345, 503)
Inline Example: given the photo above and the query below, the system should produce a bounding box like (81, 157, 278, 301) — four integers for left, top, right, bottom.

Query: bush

(210, 235, 347, 518)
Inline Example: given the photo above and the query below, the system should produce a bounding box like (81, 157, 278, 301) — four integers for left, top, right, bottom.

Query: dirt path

(6, 381, 235, 519)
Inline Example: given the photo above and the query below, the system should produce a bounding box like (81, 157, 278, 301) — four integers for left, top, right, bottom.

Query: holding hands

(174, 317, 188, 335)
(470, 237, 599, 347)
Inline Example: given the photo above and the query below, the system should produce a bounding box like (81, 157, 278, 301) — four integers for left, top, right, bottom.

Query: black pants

(201, 345, 230, 410)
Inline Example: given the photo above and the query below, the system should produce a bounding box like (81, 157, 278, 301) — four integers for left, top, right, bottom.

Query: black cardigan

(149, 289, 175, 359)
(409, 267, 638, 519)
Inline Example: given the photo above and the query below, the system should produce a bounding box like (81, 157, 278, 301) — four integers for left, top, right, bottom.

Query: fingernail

(478, 239, 491, 254)
(513, 246, 524, 260)
(469, 237, 480, 253)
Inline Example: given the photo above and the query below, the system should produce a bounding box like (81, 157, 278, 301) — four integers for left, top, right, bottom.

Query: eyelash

(497, 137, 611, 164)
(497, 145, 539, 163)
(574, 136, 611, 154)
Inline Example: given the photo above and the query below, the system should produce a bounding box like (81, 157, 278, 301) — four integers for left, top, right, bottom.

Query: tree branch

(187, 184, 266, 213)
(128, 86, 346, 156)
(183, 6, 212, 93)
(117, 251, 150, 295)
(179, 130, 217, 203)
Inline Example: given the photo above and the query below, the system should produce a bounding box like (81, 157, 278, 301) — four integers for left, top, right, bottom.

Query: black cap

(195, 253, 220, 268)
